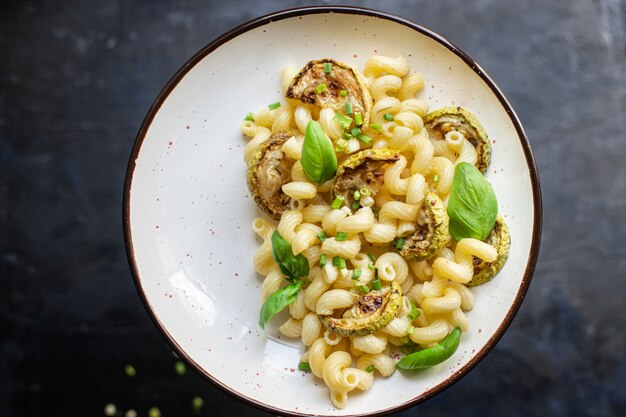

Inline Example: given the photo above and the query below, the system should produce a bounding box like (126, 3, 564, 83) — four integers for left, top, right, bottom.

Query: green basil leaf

(301, 120, 338, 184)
(271, 230, 310, 280)
(447, 162, 498, 241)
(258, 282, 302, 329)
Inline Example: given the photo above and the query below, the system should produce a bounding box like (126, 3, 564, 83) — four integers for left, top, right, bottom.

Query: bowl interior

(126, 9, 539, 416)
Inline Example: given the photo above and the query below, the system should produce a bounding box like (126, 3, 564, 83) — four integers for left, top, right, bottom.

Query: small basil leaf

(447, 162, 497, 241)
(271, 230, 310, 280)
(258, 282, 302, 329)
(301, 120, 338, 184)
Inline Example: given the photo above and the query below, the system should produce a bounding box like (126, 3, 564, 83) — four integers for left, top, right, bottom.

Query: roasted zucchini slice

(399, 192, 449, 261)
(331, 149, 400, 208)
(467, 215, 510, 286)
(319, 281, 402, 337)
(246, 131, 298, 220)
(286, 59, 373, 127)
(423, 107, 491, 173)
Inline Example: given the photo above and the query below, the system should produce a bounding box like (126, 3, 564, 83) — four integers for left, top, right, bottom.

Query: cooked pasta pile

(240, 56, 509, 409)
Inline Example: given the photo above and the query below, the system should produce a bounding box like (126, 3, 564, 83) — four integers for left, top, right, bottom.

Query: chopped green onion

(319, 254, 327, 267)
(367, 253, 376, 262)
(148, 408, 161, 417)
(352, 269, 362, 280)
(408, 306, 420, 321)
(365, 364, 376, 373)
(433, 174, 440, 183)
(244, 112, 255, 122)
(335, 138, 348, 152)
(332, 256, 340, 267)
(334, 113, 353, 129)
(407, 325, 415, 335)
(192, 397, 204, 414)
(268, 102, 281, 110)
(317, 231, 328, 242)
(298, 361, 312, 371)
(324, 62, 332, 73)
(360, 188, 372, 197)
(331, 195, 345, 209)
(351, 127, 361, 137)
(353, 190, 361, 201)
(340, 89, 348, 97)
(370, 123, 382, 131)
(383, 113, 394, 121)
(371, 278, 382, 290)
(335, 232, 348, 241)
(358, 285, 370, 293)
(354, 112, 363, 126)
(357, 134, 372, 144)
(338, 257, 347, 269)
(175, 361, 186, 375)
(345, 102, 353, 115)
(316, 83, 327, 94)
(367, 263, 376, 271)
(124, 365, 136, 377)
(351, 201, 360, 210)
(342, 131, 352, 139)
(394, 238, 405, 249)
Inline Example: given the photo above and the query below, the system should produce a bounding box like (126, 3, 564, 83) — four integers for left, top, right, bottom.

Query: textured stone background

(1, 0, 625, 416)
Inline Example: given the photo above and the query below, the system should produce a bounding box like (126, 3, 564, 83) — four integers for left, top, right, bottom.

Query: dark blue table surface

(1, 1, 625, 416)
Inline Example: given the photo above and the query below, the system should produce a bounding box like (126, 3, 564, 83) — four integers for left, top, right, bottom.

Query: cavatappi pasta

(242, 56, 509, 409)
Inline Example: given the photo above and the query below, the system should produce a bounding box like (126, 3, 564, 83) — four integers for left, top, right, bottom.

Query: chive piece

(340, 89, 348, 96)
(192, 397, 204, 414)
(371, 278, 382, 290)
(324, 62, 332, 74)
(332, 256, 340, 267)
(316, 83, 327, 94)
(124, 365, 136, 377)
(394, 238, 405, 249)
(357, 134, 372, 144)
(358, 285, 369, 293)
(335, 138, 348, 152)
(175, 361, 186, 375)
(354, 112, 363, 126)
(383, 113, 394, 121)
(351, 127, 361, 137)
(338, 257, 347, 269)
(148, 408, 161, 417)
(335, 232, 348, 241)
(367, 253, 376, 262)
(319, 254, 327, 267)
(365, 364, 376, 373)
(345, 102, 353, 115)
(360, 188, 371, 197)
(353, 190, 361, 201)
(244, 112, 255, 122)
(408, 306, 420, 321)
(352, 269, 362, 280)
(331, 195, 345, 209)
(352, 201, 360, 210)
(407, 325, 415, 335)
(367, 263, 376, 271)
(298, 361, 312, 372)
(268, 102, 281, 110)
(370, 123, 382, 131)
(334, 113, 353, 129)
(433, 174, 440, 183)
(317, 231, 328, 242)
(342, 131, 352, 139)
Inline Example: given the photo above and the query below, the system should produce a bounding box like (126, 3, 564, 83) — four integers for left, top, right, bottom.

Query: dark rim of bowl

(123, 5, 542, 417)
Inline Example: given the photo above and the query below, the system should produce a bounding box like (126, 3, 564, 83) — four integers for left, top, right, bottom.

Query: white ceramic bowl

(124, 6, 541, 416)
